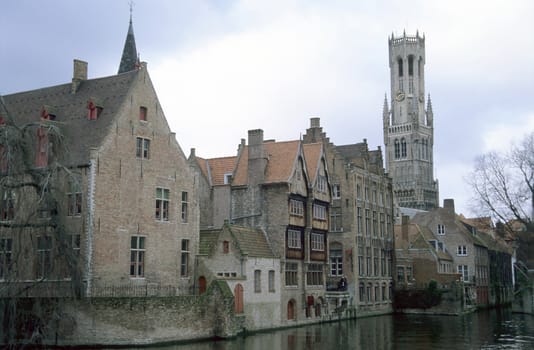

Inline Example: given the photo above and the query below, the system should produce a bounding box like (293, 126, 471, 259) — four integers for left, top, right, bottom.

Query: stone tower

(383, 31, 438, 210)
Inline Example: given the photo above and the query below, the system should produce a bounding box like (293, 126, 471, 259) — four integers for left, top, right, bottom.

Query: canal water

(112, 309, 534, 349)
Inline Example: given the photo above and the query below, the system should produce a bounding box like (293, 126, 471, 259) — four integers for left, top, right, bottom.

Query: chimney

(310, 117, 321, 128)
(401, 215, 410, 241)
(247, 129, 267, 185)
(189, 148, 196, 159)
(71, 59, 88, 94)
(443, 199, 455, 214)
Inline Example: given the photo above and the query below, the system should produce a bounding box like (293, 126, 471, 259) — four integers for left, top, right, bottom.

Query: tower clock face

(395, 91, 405, 101)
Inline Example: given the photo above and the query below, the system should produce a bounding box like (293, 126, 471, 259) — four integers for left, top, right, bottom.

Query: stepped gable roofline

(233, 139, 301, 186)
(3, 69, 139, 167)
(199, 224, 277, 258)
(302, 142, 323, 184)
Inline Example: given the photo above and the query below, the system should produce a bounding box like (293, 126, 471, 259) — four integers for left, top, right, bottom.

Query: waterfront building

(0, 16, 200, 342)
(302, 118, 394, 316)
(383, 32, 439, 211)
(191, 129, 332, 325)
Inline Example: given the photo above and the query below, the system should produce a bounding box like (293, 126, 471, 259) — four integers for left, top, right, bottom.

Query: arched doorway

(234, 284, 244, 314)
(287, 299, 296, 320)
(198, 276, 207, 294)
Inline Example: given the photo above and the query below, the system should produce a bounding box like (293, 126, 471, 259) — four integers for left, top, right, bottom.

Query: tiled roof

(196, 156, 237, 186)
(233, 140, 301, 186)
(302, 143, 322, 183)
(3, 70, 138, 167)
(199, 224, 276, 258)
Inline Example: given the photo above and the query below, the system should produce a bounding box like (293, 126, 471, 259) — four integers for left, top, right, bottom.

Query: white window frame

(457, 245, 467, 256)
(155, 187, 170, 221)
(130, 235, 146, 278)
(332, 184, 341, 199)
(310, 232, 325, 251)
(313, 204, 326, 221)
(289, 199, 304, 217)
(287, 229, 301, 249)
(437, 224, 445, 235)
(136, 137, 150, 159)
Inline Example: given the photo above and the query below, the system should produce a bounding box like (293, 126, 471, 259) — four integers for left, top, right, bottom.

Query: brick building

(1, 17, 199, 297)
(302, 117, 394, 316)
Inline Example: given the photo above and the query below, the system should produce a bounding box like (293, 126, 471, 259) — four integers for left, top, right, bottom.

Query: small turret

(118, 9, 139, 74)
(426, 94, 433, 127)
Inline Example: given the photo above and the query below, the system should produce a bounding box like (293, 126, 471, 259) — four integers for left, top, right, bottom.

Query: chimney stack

(71, 59, 88, 94)
(443, 199, 455, 214)
(247, 129, 266, 185)
(310, 117, 321, 128)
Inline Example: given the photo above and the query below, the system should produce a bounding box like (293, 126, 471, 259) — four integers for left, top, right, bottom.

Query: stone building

(383, 32, 439, 211)
(302, 118, 394, 316)
(191, 129, 332, 323)
(197, 224, 281, 331)
(1, 17, 199, 297)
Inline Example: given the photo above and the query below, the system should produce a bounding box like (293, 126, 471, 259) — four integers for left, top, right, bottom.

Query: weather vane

(129, 0, 134, 21)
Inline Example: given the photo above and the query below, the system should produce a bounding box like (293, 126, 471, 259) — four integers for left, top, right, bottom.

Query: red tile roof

(302, 143, 323, 183)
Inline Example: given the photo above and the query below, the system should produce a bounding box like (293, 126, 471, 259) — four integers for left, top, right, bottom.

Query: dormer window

(224, 173, 232, 184)
(139, 106, 147, 121)
(87, 99, 103, 120)
(40, 106, 56, 121)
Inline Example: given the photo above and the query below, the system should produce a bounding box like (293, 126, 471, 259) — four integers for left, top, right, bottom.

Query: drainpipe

(85, 151, 97, 296)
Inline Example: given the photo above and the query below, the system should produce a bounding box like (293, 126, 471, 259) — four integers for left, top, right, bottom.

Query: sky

(1, 0, 533, 216)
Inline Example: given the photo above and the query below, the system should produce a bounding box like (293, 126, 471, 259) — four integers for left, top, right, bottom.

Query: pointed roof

(232, 140, 301, 186)
(118, 15, 138, 74)
(302, 143, 323, 183)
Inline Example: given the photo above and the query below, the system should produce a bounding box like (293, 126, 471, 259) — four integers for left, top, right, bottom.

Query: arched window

(408, 55, 414, 76)
(234, 284, 244, 314)
(287, 299, 296, 320)
(394, 139, 400, 159)
(401, 138, 407, 158)
(397, 58, 403, 77)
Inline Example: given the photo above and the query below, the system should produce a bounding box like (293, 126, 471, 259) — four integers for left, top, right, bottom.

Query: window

(1, 190, 15, 221)
(372, 211, 378, 236)
(70, 234, 81, 258)
(330, 248, 343, 276)
(401, 138, 407, 158)
(287, 229, 301, 249)
(289, 199, 304, 217)
(397, 266, 405, 283)
(139, 106, 147, 121)
(358, 245, 364, 276)
(458, 265, 469, 282)
(313, 204, 326, 221)
(181, 191, 188, 223)
(367, 284, 372, 302)
(381, 249, 386, 276)
(398, 58, 403, 77)
(310, 232, 325, 251)
(356, 184, 362, 199)
(87, 100, 102, 120)
(373, 248, 379, 276)
(375, 285, 379, 302)
(37, 236, 52, 279)
(406, 266, 413, 281)
(67, 181, 82, 216)
(306, 263, 323, 286)
(394, 139, 400, 159)
(366, 247, 371, 276)
(224, 173, 232, 184)
(130, 236, 145, 277)
(382, 284, 387, 301)
(35, 127, 48, 167)
(136, 137, 150, 159)
(0, 238, 12, 280)
(359, 283, 365, 302)
(357, 207, 362, 234)
(457, 245, 467, 256)
(330, 209, 342, 232)
(181, 239, 189, 277)
(155, 188, 169, 221)
(380, 213, 385, 237)
(317, 176, 327, 193)
(365, 209, 370, 236)
(332, 184, 341, 199)
(254, 269, 261, 293)
(223, 241, 229, 254)
(437, 224, 445, 235)
(268, 270, 275, 292)
(285, 262, 298, 286)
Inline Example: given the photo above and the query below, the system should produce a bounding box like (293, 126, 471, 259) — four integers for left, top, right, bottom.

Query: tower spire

(118, 2, 138, 74)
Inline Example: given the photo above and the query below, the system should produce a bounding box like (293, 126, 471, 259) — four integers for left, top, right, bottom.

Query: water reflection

(106, 309, 534, 350)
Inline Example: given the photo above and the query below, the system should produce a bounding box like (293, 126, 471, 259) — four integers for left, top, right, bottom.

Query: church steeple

(118, 8, 138, 74)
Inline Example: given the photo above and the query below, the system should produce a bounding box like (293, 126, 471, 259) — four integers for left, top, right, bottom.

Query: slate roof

(2, 70, 138, 167)
(195, 156, 237, 186)
(233, 140, 301, 186)
(335, 142, 368, 162)
(199, 224, 276, 258)
(118, 18, 138, 74)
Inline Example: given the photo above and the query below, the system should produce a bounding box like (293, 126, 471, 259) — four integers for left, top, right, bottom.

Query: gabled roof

(302, 143, 323, 184)
(199, 224, 276, 258)
(232, 140, 301, 186)
(3, 70, 139, 167)
(195, 156, 237, 186)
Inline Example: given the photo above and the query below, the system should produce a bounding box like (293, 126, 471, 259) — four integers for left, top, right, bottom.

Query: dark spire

(118, 6, 138, 74)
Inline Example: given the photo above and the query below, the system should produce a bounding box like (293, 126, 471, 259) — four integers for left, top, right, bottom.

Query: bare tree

(468, 132, 534, 231)
(0, 96, 83, 346)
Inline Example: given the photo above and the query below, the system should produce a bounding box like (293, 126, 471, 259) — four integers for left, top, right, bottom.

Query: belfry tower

(383, 31, 439, 211)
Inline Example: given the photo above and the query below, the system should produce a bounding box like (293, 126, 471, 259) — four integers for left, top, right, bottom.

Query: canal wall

(512, 270, 534, 315)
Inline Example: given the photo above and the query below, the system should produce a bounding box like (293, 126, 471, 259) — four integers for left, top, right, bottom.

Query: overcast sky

(1, 0, 533, 216)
